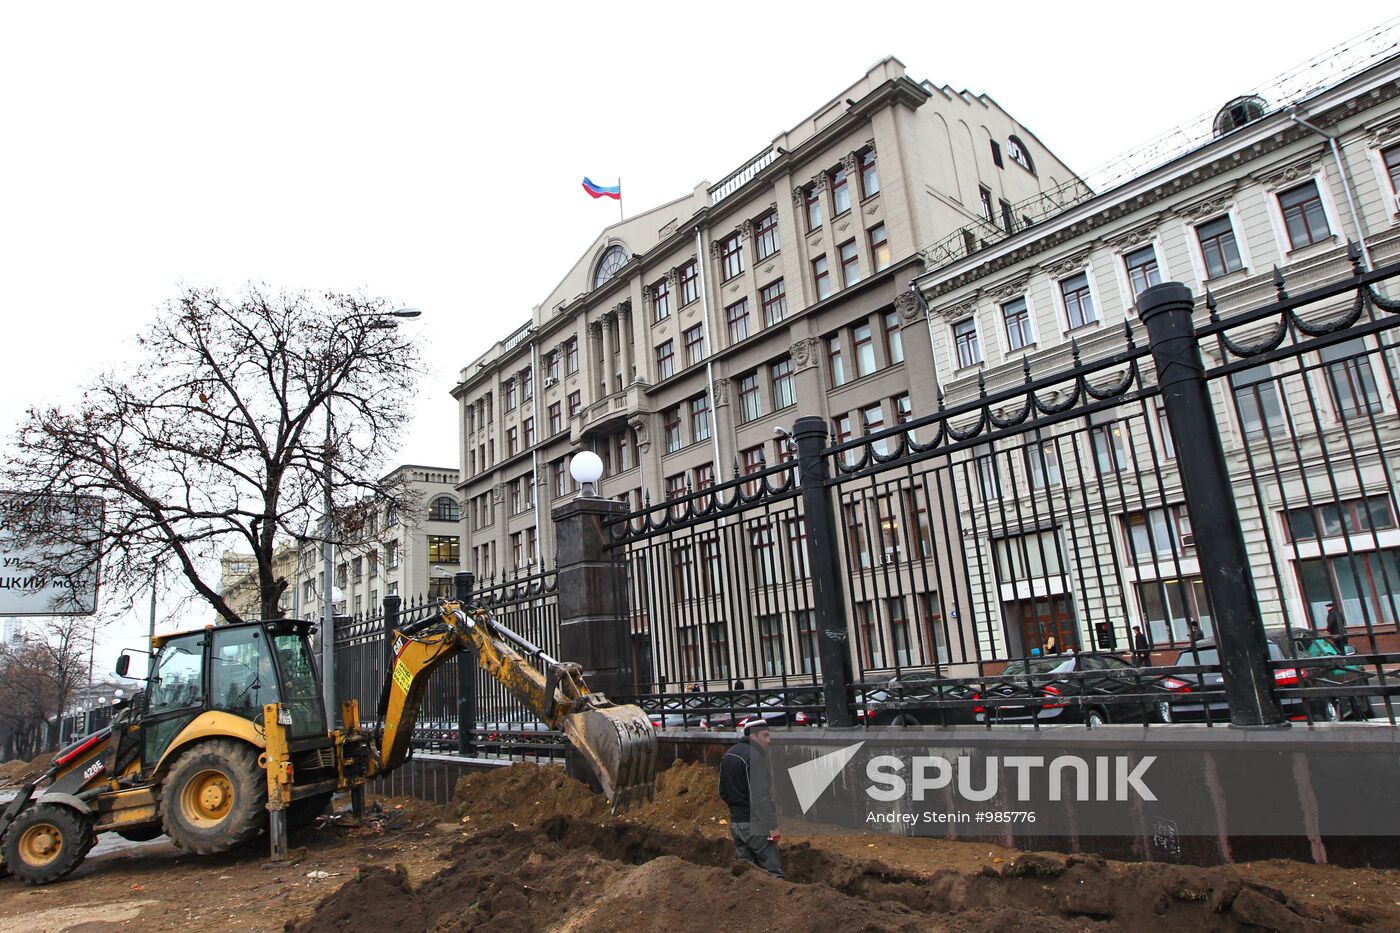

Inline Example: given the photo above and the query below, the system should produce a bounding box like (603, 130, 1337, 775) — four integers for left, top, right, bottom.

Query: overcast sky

(1, 2, 1393, 666)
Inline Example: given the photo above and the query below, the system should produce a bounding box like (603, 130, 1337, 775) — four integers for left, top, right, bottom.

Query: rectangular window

(883, 310, 903, 365)
(665, 472, 687, 518)
(839, 239, 861, 287)
(1137, 577, 1215, 645)
(552, 459, 568, 497)
(707, 622, 730, 679)
(759, 615, 785, 676)
(760, 279, 787, 326)
(770, 358, 795, 410)
(827, 334, 846, 386)
(651, 279, 671, 322)
(1060, 272, 1097, 329)
(1279, 180, 1331, 250)
(853, 322, 876, 377)
(786, 517, 810, 578)
(1090, 421, 1130, 473)
(679, 260, 700, 305)
(953, 318, 981, 368)
(1385, 145, 1400, 194)
(1196, 216, 1244, 278)
(689, 394, 711, 442)
(804, 184, 822, 231)
(859, 148, 879, 198)
(726, 299, 750, 344)
(869, 223, 890, 272)
(1230, 364, 1287, 439)
(1124, 505, 1194, 562)
(546, 350, 560, 381)
(737, 372, 761, 424)
(751, 527, 779, 586)
(720, 232, 744, 280)
(506, 425, 519, 456)
(1286, 495, 1396, 542)
(427, 535, 460, 564)
(1124, 245, 1161, 298)
(861, 403, 887, 457)
(978, 186, 994, 222)
(740, 445, 765, 495)
(812, 255, 831, 299)
(565, 337, 579, 374)
(1322, 337, 1382, 420)
(683, 324, 706, 366)
(694, 462, 715, 508)
(1027, 438, 1062, 489)
(548, 402, 562, 435)
(893, 392, 913, 442)
(504, 378, 517, 411)
(654, 340, 675, 381)
(990, 139, 1004, 168)
(798, 610, 821, 674)
(833, 413, 855, 468)
(1002, 297, 1033, 351)
(1158, 409, 1176, 460)
(857, 602, 883, 669)
(663, 405, 683, 453)
(567, 391, 581, 417)
(755, 209, 780, 260)
(510, 532, 523, 570)
(522, 418, 535, 447)
(887, 597, 913, 667)
(831, 165, 851, 215)
(521, 368, 533, 402)
(999, 199, 1014, 235)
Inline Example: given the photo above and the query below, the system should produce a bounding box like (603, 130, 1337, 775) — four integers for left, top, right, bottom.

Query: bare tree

(0, 617, 92, 759)
(2, 285, 423, 623)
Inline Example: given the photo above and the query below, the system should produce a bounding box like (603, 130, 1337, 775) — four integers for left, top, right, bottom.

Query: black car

(1167, 637, 1372, 723)
(974, 652, 1188, 726)
(866, 674, 980, 726)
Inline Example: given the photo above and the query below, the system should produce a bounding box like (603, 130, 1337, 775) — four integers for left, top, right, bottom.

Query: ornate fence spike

(1122, 318, 1137, 348)
(1070, 336, 1081, 365)
(1022, 354, 1033, 382)
(1272, 265, 1288, 300)
(976, 370, 987, 397)
(936, 385, 946, 410)
(1205, 287, 1219, 322)
(1347, 239, 1364, 275)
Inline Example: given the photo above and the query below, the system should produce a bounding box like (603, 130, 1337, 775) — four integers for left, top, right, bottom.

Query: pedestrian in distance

(1043, 635, 1059, 655)
(1188, 620, 1204, 644)
(718, 719, 783, 879)
(1133, 625, 1152, 667)
(689, 683, 701, 693)
(1326, 602, 1348, 651)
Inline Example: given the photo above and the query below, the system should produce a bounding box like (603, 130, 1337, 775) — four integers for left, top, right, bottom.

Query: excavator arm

(369, 600, 656, 812)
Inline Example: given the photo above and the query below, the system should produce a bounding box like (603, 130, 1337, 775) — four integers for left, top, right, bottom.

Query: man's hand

(767, 830, 781, 843)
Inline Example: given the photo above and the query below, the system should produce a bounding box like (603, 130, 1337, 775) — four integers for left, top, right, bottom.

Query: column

(617, 301, 635, 388)
(601, 313, 618, 396)
(552, 495, 632, 699)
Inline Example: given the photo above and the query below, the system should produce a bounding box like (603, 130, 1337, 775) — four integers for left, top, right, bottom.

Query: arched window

(1006, 135, 1035, 174)
(594, 245, 629, 288)
(428, 496, 461, 522)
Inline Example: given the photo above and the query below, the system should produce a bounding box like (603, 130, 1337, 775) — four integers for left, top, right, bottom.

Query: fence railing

(603, 249, 1400, 731)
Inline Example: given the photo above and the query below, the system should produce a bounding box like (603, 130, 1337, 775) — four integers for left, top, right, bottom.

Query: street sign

(0, 493, 103, 616)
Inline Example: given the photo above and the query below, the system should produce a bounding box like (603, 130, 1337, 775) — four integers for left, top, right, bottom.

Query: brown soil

(0, 751, 54, 784)
(283, 763, 1400, 933)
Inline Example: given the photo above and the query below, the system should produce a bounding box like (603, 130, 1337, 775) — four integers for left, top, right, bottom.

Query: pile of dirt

(0, 751, 53, 784)
(452, 760, 728, 834)
(292, 814, 1390, 932)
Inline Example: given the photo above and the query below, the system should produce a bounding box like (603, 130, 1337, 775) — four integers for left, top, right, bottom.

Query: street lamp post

(320, 307, 421, 726)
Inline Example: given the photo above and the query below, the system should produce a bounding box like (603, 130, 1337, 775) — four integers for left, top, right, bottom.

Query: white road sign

(0, 493, 103, 616)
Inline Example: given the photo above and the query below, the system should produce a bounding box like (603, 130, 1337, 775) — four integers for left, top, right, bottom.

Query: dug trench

(288, 762, 1399, 932)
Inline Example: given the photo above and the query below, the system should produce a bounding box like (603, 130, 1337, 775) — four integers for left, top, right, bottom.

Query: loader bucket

(562, 702, 657, 814)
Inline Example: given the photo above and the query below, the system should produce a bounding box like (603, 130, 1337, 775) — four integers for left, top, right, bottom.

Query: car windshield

(1002, 656, 1077, 676)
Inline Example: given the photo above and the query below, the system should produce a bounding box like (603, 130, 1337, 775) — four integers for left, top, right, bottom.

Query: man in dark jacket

(1132, 626, 1151, 667)
(718, 719, 783, 878)
(1326, 602, 1348, 651)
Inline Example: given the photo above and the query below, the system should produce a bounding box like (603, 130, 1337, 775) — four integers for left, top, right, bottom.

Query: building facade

(913, 52, 1400, 661)
(293, 464, 461, 623)
(216, 543, 298, 622)
(454, 57, 1076, 599)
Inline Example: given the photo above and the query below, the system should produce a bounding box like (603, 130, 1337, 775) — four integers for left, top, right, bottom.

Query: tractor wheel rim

(18, 823, 62, 866)
(182, 768, 235, 827)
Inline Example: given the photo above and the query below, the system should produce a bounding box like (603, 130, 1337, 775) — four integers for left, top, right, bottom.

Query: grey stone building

(912, 46, 1400, 662)
(453, 56, 1076, 596)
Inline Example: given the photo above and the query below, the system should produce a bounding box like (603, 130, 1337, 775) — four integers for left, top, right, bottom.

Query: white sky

(1, 1, 1392, 669)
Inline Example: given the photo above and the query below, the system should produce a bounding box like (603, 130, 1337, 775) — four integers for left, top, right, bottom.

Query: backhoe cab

(0, 602, 655, 885)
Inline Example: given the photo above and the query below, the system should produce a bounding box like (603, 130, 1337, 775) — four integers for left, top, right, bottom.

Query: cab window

(211, 627, 280, 722)
(147, 634, 206, 715)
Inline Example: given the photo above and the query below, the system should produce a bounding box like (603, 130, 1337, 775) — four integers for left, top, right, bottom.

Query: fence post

(794, 415, 856, 727)
(1137, 282, 1285, 728)
(454, 571, 476, 757)
(551, 495, 632, 700)
(382, 593, 400, 673)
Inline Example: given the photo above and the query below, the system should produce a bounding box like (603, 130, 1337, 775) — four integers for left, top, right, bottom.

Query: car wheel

(1155, 701, 1173, 724)
(890, 714, 919, 727)
(1086, 709, 1108, 728)
(1321, 700, 1342, 723)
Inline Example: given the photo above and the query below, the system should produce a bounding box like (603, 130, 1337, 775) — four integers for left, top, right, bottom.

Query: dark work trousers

(729, 821, 783, 879)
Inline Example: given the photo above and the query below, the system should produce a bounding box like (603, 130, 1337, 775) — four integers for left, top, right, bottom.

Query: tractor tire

(159, 740, 266, 855)
(288, 792, 334, 829)
(1, 803, 96, 885)
(115, 825, 165, 843)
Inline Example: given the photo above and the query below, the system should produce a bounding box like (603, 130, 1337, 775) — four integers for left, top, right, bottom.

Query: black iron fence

(605, 248, 1400, 731)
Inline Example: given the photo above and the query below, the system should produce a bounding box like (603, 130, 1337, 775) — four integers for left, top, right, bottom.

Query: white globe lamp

(569, 451, 605, 498)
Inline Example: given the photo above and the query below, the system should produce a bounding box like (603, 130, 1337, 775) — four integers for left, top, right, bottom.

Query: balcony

(571, 383, 651, 443)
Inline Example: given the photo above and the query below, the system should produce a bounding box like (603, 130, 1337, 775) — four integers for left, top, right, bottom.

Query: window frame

(1001, 296, 1034, 353)
(725, 298, 751, 345)
(683, 324, 706, 367)
(1057, 269, 1099, 332)
(859, 148, 879, 199)
(654, 339, 676, 381)
(953, 317, 982, 369)
(720, 231, 744, 281)
(1192, 211, 1247, 280)
(737, 372, 762, 424)
(663, 405, 684, 454)
(770, 358, 796, 411)
(804, 184, 822, 231)
(760, 279, 787, 327)
(839, 239, 861, 287)
(651, 278, 671, 323)
(688, 393, 711, 443)
(830, 164, 851, 216)
(678, 261, 700, 305)
(868, 223, 890, 272)
(812, 254, 831, 300)
(1275, 178, 1334, 252)
(1122, 243, 1163, 300)
(754, 209, 780, 260)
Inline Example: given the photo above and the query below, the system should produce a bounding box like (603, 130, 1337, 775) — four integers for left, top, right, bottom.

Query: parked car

(1282, 628, 1376, 720)
(974, 652, 1189, 726)
(1165, 638, 1371, 722)
(865, 674, 979, 726)
(646, 697, 712, 730)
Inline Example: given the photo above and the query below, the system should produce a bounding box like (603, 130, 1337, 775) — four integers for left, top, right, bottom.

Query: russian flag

(582, 177, 621, 200)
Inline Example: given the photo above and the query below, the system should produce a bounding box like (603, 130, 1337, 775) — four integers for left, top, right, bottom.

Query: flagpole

(618, 176, 623, 223)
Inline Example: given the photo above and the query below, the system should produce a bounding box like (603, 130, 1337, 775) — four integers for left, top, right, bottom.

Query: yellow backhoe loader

(0, 600, 655, 884)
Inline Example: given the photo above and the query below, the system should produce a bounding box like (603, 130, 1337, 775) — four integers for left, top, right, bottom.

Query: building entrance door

(1011, 595, 1077, 655)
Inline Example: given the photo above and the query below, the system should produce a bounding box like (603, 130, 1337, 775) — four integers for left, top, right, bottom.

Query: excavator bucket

(561, 702, 657, 814)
